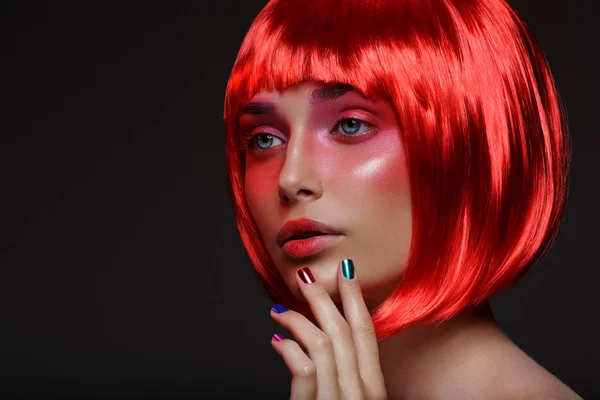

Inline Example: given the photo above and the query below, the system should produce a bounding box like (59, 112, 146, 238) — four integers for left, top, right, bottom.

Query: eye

(249, 133, 285, 150)
(333, 118, 373, 136)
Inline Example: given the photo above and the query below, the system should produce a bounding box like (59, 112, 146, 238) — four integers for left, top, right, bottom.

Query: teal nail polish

(342, 259, 355, 280)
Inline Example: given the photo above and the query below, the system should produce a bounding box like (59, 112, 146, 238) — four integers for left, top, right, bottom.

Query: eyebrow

(237, 101, 274, 118)
(310, 83, 355, 104)
(237, 83, 357, 118)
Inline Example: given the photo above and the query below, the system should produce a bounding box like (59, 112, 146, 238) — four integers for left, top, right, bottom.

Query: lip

(276, 217, 341, 248)
(281, 234, 343, 259)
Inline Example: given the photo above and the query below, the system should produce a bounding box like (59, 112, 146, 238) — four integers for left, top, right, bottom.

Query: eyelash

(238, 117, 375, 151)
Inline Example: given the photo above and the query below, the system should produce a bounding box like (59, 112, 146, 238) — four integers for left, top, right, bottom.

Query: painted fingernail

(342, 259, 355, 280)
(271, 304, 288, 313)
(297, 267, 315, 284)
(272, 333, 284, 342)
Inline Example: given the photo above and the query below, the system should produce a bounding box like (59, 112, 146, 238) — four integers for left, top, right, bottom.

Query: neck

(377, 302, 505, 398)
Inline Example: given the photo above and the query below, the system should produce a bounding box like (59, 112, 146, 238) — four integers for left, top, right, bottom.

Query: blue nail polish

(271, 304, 288, 313)
(342, 259, 355, 280)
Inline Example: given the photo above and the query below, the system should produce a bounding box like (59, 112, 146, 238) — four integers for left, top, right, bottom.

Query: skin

(240, 81, 581, 399)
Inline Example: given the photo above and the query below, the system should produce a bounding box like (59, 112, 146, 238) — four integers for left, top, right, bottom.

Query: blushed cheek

(354, 152, 407, 190)
(244, 159, 285, 235)
(245, 173, 270, 205)
(327, 136, 409, 197)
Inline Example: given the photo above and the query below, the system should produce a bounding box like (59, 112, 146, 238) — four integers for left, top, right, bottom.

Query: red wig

(223, 0, 569, 340)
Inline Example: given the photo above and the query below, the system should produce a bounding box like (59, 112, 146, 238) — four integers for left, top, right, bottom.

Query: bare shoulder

(516, 393, 582, 400)
(474, 334, 583, 400)
(436, 318, 582, 400)
(409, 313, 583, 400)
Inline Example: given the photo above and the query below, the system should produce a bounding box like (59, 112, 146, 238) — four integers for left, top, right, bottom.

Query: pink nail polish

(272, 333, 284, 342)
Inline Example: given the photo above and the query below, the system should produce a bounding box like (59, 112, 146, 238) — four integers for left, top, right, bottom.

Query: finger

(271, 305, 339, 399)
(296, 267, 363, 399)
(338, 259, 387, 399)
(271, 334, 317, 400)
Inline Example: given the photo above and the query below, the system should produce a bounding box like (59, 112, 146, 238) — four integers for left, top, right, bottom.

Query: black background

(1, 1, 598, 398)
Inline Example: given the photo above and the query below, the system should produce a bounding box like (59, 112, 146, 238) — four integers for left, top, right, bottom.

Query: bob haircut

(223, 0, 569, 340)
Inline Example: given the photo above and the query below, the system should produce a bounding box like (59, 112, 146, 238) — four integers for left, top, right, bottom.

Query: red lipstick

(276, 218, 342, 259)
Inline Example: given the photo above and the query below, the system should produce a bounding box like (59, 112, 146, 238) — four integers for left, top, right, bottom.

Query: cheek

(352, 152, 408, 194)
(245, 170, 271, 203)
(324, 131, 409, 199)
(244, 159, 281, 229)
(326, 131, 412, 252)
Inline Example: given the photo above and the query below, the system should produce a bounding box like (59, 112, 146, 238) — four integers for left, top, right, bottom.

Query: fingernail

(271, 304, 288, 313)
(342, 259, 355, 280)
(272, 333, 284, 342)
(297, 267, 315, 284)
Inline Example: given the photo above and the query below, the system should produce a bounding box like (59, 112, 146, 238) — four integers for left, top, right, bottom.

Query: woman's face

(240, 81, 412, 311)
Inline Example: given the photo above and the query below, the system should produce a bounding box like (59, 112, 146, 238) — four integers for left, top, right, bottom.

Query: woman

(223, 0, 580, 398)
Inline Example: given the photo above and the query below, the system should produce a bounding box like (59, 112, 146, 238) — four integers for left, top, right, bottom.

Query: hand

(270, 259, 387, 400)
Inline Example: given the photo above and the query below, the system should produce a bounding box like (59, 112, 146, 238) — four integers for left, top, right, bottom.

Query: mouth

(276, 218, 343, 259)
(276, 217, 341, 247)
(281, 234, 343, 259)
(286, 231, 327, 242)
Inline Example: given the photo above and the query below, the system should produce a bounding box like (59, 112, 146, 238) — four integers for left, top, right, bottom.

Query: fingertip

(272, 333, 285, 342)
(271, 303, 289, 314)
(338, 258, 364, 302)
(341, 258, 356, 281)
(297, 267, 315, 284)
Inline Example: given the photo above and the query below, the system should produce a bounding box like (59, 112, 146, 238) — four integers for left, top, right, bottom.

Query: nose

(278, 134, 323, 204)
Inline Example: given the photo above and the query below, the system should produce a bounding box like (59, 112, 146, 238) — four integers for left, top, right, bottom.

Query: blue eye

(335, 118, 372, 136)
(251, 133, 285, 150)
